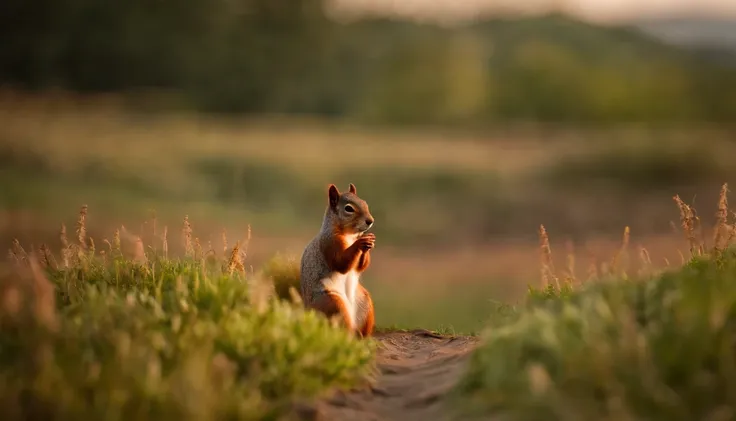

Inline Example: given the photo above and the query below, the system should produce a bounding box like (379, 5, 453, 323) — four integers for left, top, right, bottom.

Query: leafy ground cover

(454, 184, 736, 421)
(1, 207, 375, 421)
(4, 184, 736, 421)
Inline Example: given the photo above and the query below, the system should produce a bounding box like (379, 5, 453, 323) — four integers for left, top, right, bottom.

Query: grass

(1, 207, 376, 421)
(248, 242, 498, 335)
(3, 98, 735, 319)
(6, 94, 736, 419)
(542, 139, 728, 191)
(3, 97, 736, 319)
(2, 94, 736, 246)
(260, 252, 301, 301)
(4, 172, 736, 420)
(453, 183, 736, 421)
(367, 279, 500, 335)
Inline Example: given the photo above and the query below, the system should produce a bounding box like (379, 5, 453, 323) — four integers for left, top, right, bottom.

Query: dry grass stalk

(638, 246, 652, 276)
(695, 215, 706, 256)
(204, 239, 216, 264)
(241, 225, 252, 263)
(194, 237, 203, 260)
(677, 249, 686, 265)
(76, 205, 88, 249)
(724, 210, 736, 246)
(610, 226, 630, 276)
(204, 241, 218, 267)
(669, 220, 681, 239)
(564, 239, 577, 284)
(133, 236, 147, 264)
(60, 224, 69, 249)
(60, 224, 71, 268)
(713, 183, 730, 252)
(673, 195, 699, 257)
(113, 228, 121, 255)
(38, 244, 56, 270)
(162, 226, 169, 259)
(221, 230, 228, 258)
(117, 226, 148, 265)
(226, 241, 245, 275)
(103, 239, 113, 254)
(538, 225, 559, 289)
(727, 223, 736, 247)
(182, 216, 193, 258)
(9, 239, 28, 265)
(586, 247, 599, 282)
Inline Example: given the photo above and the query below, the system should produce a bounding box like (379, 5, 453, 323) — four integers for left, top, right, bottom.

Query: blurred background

(1, 0, 735, 332)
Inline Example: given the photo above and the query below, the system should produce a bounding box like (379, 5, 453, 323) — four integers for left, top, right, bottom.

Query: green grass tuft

(1, 212, 376, 421)
(260, 252, 302, 302)
(453, 185, 736, 421)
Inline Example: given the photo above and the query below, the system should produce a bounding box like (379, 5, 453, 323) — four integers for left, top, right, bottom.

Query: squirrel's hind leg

(356, 285, 375, 338)
(310, 292, 355, 331)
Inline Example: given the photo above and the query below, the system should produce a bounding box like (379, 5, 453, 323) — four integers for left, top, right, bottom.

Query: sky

(328, 0, 736, 24)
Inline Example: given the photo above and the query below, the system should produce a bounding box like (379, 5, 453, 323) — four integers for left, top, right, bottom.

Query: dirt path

(294, 330, 480, 421)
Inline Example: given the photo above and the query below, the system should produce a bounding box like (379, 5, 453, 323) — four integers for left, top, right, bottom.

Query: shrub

(453, 184, 736, 421)
(542, 142, 725, 190)
(1, 209, 376, 421)
(261, 253, 302, 302)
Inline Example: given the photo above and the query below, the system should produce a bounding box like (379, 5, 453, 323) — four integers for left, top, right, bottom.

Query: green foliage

(543, 142, 726, 190)
(2, 0, 736, 123)
(368, 278, 505, 335)
(260, 253, 301, 302)
(526, 282, 577, 303)
(348, 16, 736, 124)
(453, 249, 736, 421)
(0, 228, 375, 421)
(185, 155, 510, 245)
(0, 0, 330, 113)
(192, 157, 316, 210)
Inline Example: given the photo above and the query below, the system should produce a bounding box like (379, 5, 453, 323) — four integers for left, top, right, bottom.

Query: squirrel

(300, 183, 376, 338)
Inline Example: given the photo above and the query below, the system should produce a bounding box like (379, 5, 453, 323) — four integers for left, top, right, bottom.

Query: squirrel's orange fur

(357, 284, 375, 337)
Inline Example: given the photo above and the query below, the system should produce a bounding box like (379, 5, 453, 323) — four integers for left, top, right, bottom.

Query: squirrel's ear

(348, 183, 357, 194)
(328, 184, 340, 209)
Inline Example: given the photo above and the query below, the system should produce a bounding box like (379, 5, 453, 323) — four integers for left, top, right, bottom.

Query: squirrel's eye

(344, 205, 355, 213)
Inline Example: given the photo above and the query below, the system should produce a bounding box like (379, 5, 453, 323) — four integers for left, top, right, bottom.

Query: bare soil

(292, 330, 480, 421)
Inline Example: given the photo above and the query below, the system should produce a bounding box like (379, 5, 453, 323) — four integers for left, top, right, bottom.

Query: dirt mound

(294, 330, 480, 421)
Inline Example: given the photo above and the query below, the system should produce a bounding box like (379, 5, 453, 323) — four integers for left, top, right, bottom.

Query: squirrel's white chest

(322, 270, 361, 325)
(320, 233, 362, 327)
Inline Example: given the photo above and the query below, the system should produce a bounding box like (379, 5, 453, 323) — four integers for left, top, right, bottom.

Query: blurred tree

(0, 0, 331, 112)
(491, 40, 591, 121)
(178, 0, 333, 113)
(0, 0, 69, 88)
(0, 4, 734, 123)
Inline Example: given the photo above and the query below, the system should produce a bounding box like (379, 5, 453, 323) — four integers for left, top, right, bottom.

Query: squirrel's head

(327, 183, 374, 235)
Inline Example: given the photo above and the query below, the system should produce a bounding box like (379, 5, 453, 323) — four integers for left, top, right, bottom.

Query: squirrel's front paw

(357, 233, 375, 251)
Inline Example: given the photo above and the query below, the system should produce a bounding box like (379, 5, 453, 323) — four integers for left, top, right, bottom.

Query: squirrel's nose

(365, 217, 374, 227)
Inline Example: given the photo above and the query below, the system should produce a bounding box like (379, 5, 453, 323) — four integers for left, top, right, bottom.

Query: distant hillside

(631, 18, 736, 67)
(633, 18, 736, 50)
(1, 2, 734, 122)
(328, 14, 736, 123)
